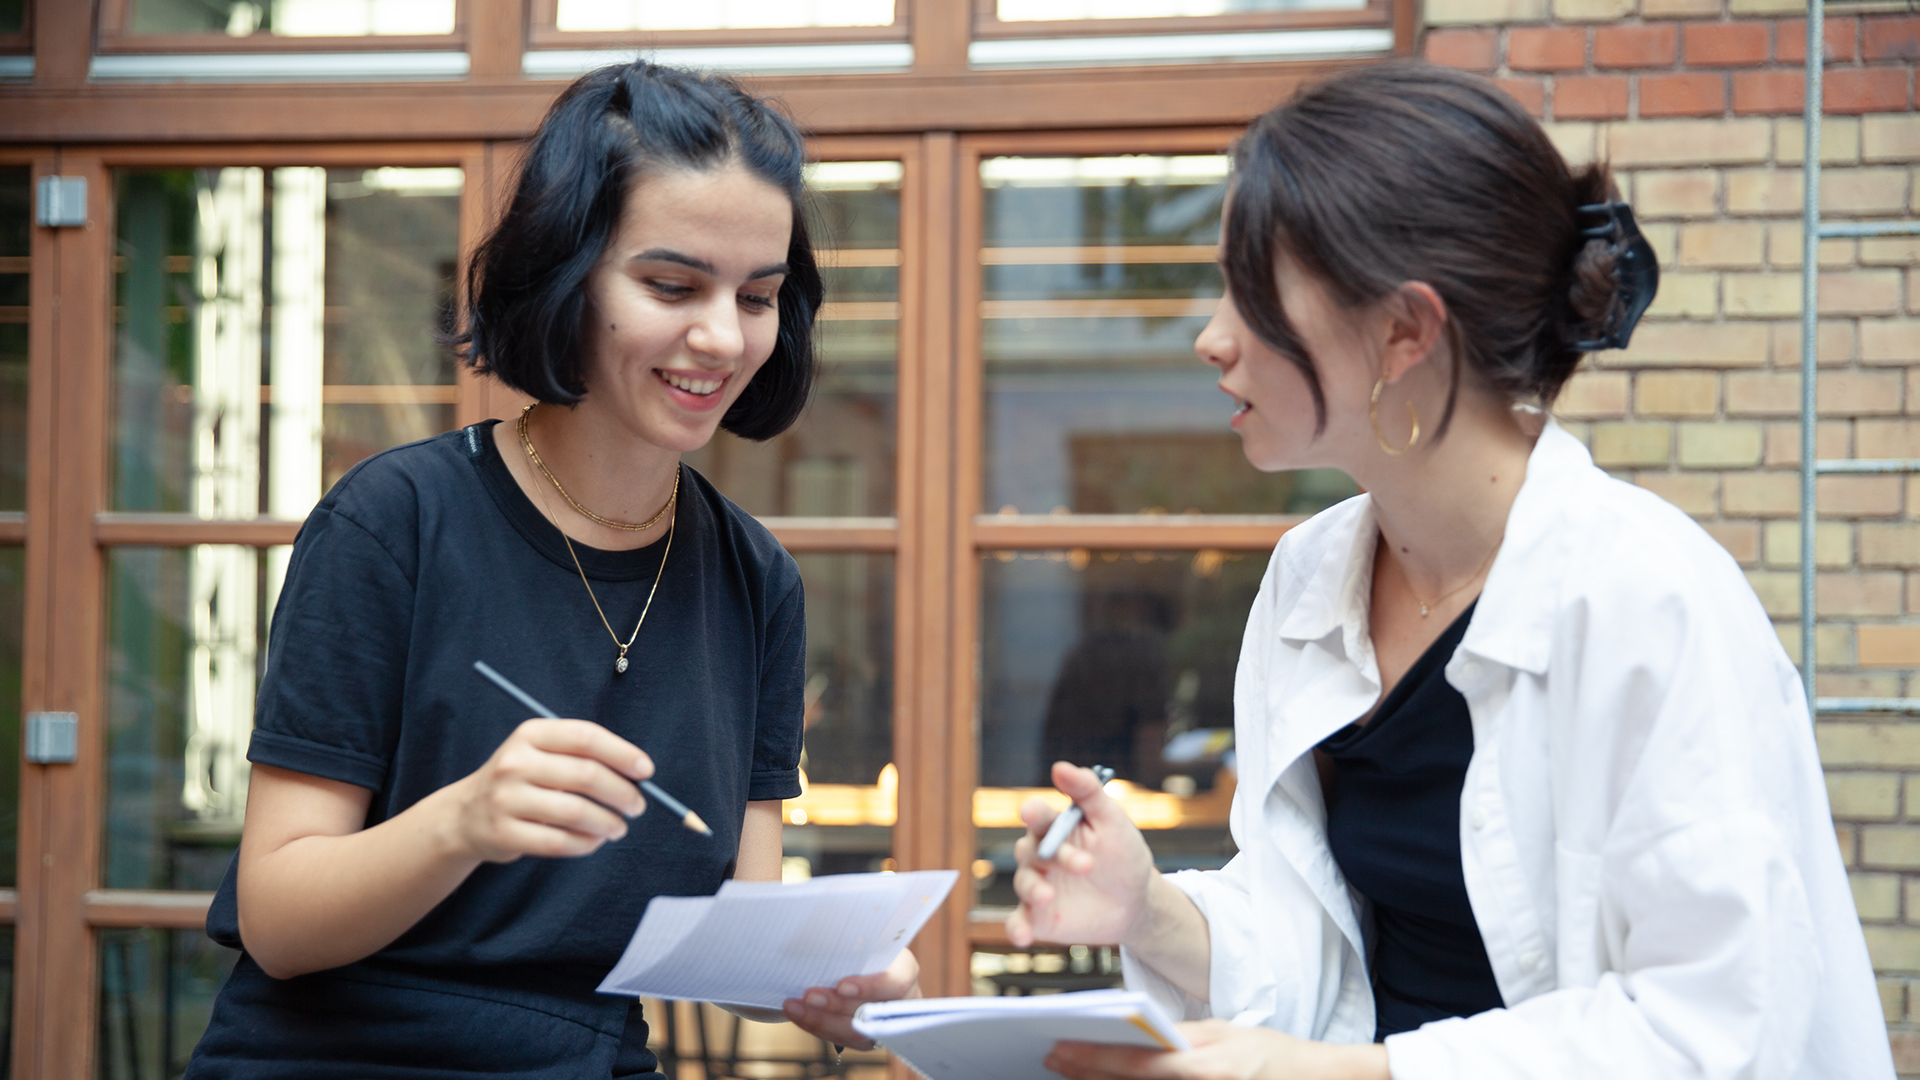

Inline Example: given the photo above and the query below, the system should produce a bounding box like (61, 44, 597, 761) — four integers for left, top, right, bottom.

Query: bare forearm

(1122, 872, 1213, 1003)
(238, 781, 482, 978)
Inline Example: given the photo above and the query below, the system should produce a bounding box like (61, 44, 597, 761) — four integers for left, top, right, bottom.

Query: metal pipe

(1815, 459, 1920, 474)
(1818, 221, 1920, 238)
(1817, 699, 1920, 716)
(1797, 0, 1823, 715)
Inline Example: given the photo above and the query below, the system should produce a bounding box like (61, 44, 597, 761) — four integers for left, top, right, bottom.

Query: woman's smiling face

(576, 160, 793, 452)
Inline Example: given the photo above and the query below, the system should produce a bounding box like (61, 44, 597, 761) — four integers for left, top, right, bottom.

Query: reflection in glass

(113, 167, 460, 521)
(0, 547, 21, 887)
(783, 554, 894, 880)
(686, 162, 900, 518)
(981, 155, 1356, 515)
(998, 0, 1354, 17)
(0, 0, 21, 35)
(129, 0, 455, 36)
(646, 998, 888, 1079)
(97, 928, 238, 1080)
(0, 166, 26, 511)
(971, 944, 1120, 997)
(556, 0, 893, 31)
(976, 549, 1259, 905)
(106, 546, 287, 892)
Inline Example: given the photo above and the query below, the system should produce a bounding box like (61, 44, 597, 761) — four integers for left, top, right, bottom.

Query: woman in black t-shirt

(187, 62, 911, 1079)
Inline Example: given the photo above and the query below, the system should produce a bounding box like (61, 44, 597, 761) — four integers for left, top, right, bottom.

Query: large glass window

(979, 155, 1354, 516)
(553, 0, 894, 31)
(998, 0, 1358, 16)
(97, 928, 239, 1080)
(1, 165, 24, 510)
(122, 0, 456, 37)
(112, 167, 461, 521)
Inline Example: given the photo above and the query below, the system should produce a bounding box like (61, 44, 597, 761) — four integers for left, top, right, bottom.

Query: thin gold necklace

(1399, 536, 1503, 618)
(520, 404, 676, 532)
(520, 419, 676, 675)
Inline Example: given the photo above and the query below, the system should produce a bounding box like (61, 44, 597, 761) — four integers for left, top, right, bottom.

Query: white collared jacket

(1122, 421, 1893, 1079)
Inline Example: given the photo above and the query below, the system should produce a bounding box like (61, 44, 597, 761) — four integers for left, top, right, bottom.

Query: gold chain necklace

(1399, 536, 1503, 618)
(519, 404, 676, 532)
(520, 413, 677, 674)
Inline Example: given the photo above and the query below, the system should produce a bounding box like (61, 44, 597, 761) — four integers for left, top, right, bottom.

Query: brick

(1595, 24, 1679, 67)
(1763, 419, 1852, 468)
(1495, 77, 1547, 117)
(1818, 721, 1920, 766)
(1732, 71, 1803, 116)
(1641, 221, 1679, 266)
(1678, 221, 1766, 268)
(1908, 269, 1919, 311)
(1591, 421, 1673, 466)
(1678, 420, 1764, 466)
(1853, 872, 1903, 920)
(1642, 0, 1717, 16)
(1724, 470, 1800, 516)
(1775, 116, 1862, 165)
(1861, 319, 1920, 364)
(1423, 28, 1499, 70)
(1863, 824, 1920, 868)
(1704, 519, 1759, 564)
(1618, 321, 1770, 367)
(1542, 121, 1599, 167)
(1827, 69, 1912, 115)
(1745, 569, 1800, 616)
(1683, 21, 1770, 66)
(1865, 925, 1920, 972)
(1728, 372, 1801, 416)
(1767, 320, 1856, 368)
(1837, 822, 1857, 868)
(1822, 671, 1905, 698)
(1861, 624, 1920, 665)
(1725, 273, 1800, 317)
(1507, 26, 1586, 70)
(1819, 371, 1905, 416)
(1554, 369, 1630, 418)
(1894, 1031, 1920, 1075)
(1423, 0, 1548, 24)
(1819, 475, 1903, 517)
(1820, 271, 1905, 317)
(1632, 169, 1718, 218)
(1862, 16, 1920, 63)
(1778, 17, 1859, 64)
(1822, 167, 1912, 216)
(1860, 419, 1920, 460)
(1728, 0, 1803, 14)
(1645, 271, 1717, 317)
(1553, 0, 1633, 21)
(1863, 115, 1920, 163)
(1554, 75, 1630, 120)
(1861, 238, 1920, 268)
(1634, 471, 1718, 516)
(1640, 72, 1728, 118)
(1765, 519, 1853, 568)
(1766, 225, 1854, 270)
(1882, 978, 1906, 1024)
(1725, 168, 1801, 215)
(1864, 526, 1920, 568)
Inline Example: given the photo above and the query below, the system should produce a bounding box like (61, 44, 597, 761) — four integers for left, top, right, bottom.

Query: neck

(1352, 398, 1537, 598)
(517, 401, 682, 550)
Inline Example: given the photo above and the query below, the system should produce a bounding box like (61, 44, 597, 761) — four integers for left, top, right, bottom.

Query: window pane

(980, 155, 1356, 515)
(97, 928, 238, 1080)
(555, 0, 893, 31)
(0, 0, 21, 35)
(112, 168, 460, 520)
(105, 546, 285, 891)
(685, 162, 900, 517)
(998, 0, 1343, 17)
(0, 166, 27, 511)
(784, 554, 894, 879)
(0, 547, 20, 889)
(128, 0, 455, 36)
(976, 549, 1257, 906)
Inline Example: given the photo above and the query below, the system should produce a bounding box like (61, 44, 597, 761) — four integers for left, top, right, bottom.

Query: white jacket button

(1520, 950, 1543, 972)
(1470, 807, 1489, 830)
(1461, 660, 1483, 680)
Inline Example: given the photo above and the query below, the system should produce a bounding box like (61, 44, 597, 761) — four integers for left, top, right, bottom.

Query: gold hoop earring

(1370, 378, 1420, 456)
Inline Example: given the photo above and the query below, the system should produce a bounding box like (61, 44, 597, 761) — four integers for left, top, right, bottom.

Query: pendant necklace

(520, 406, 677, 674)
(1400, 535, 1503, 618)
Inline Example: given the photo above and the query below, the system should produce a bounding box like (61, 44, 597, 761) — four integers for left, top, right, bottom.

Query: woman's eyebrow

(630, 248, 788, 282)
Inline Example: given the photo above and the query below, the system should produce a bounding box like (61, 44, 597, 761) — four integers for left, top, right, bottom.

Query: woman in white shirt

(1006, 62, 1891, 1080)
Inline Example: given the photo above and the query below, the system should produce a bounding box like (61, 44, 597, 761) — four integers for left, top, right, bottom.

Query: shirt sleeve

(749, 575, 805, 802)
(247, 505, 415, 791)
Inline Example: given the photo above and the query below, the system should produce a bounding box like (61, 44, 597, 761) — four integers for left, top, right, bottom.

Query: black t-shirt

(192, 421, 804, 1077)
(1317, 602, 1505, 1042)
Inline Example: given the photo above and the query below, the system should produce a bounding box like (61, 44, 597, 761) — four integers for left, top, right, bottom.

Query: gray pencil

(1036, 764, 1115, 860)
(472, 660, 712, 837)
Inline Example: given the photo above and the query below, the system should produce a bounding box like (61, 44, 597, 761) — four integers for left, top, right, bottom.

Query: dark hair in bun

(455, 61, 822, 441)
(1224, 61, 1621, 438)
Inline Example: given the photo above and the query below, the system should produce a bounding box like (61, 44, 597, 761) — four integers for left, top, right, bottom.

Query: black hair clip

(1570, 201, 1660, 352)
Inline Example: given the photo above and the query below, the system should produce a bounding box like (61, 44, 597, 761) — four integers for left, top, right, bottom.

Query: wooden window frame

(95, 0, 470, 55)
(0, 0, 29, 55)
(972, 0, 1397, 39)
(526, 0, 909, 50)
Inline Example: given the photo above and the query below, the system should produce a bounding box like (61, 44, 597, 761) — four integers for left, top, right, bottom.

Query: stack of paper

(853, 989, 1190, 1080)
(597, 870, 957, 1009)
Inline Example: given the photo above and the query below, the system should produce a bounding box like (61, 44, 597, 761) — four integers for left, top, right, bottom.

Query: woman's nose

(688, 298, 745, 361)
(1194, 299, 1237, 371)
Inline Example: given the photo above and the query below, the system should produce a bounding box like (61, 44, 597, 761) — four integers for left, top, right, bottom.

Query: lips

(657, 369, 726, 396)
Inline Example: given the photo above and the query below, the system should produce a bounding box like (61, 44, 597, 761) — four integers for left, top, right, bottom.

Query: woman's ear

(1379, 281, 1449, 385)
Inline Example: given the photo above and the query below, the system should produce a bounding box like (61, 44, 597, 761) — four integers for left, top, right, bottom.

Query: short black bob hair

(456, 61, 823, 441)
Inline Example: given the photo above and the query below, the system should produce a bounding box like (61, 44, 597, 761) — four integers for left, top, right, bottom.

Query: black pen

(472, 660, 712, 837)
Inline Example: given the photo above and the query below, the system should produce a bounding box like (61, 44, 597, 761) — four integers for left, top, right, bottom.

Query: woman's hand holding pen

(450, 718, 654, 862)
(781, 947, 920, 1050)
(1007, 762, 1158, 948)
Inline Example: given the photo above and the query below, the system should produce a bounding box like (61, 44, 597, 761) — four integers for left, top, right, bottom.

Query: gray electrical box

(35, 176, 87, 228)
(25, 712, 78, 764)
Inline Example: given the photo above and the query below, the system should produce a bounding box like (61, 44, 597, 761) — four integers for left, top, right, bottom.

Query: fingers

(781, 950, 920, 1051)
(1050, 761, 1127, 830)
(780, 994, 873, 1050)
(1020, 796, 1062, 839)
(519, 718, 653, 781)
(506, 786, 630, 842)
(1044, 1041, 1178, 1080)
(503, 722, 648, 817)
